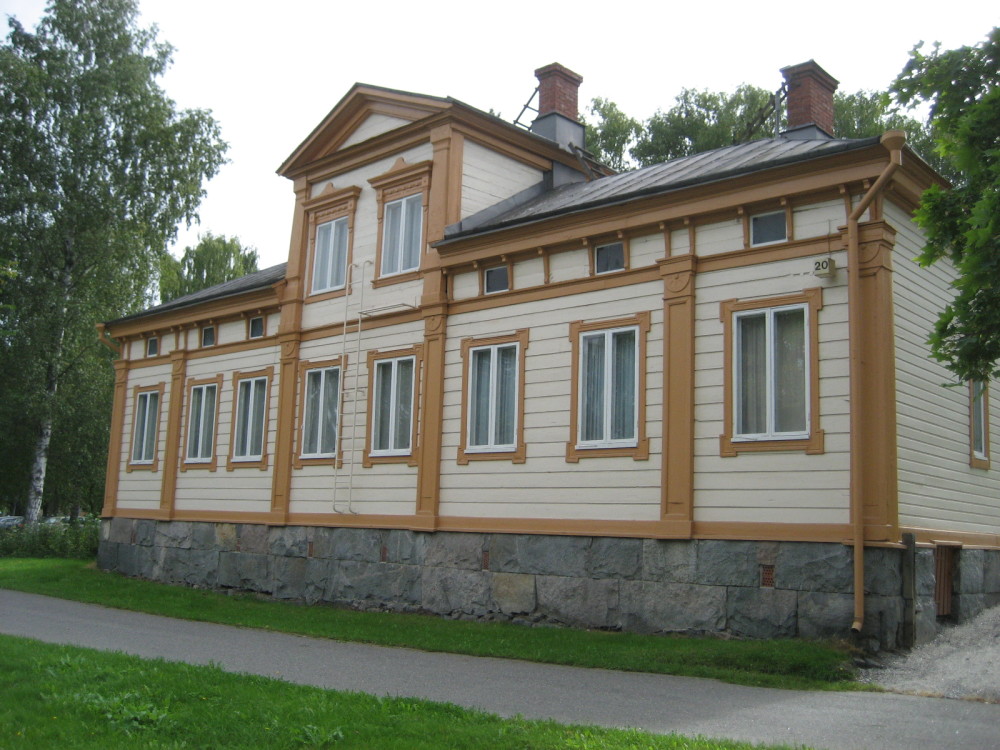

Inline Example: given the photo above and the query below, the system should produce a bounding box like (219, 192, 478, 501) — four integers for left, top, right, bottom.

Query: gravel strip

(860, 605, 1000, 703)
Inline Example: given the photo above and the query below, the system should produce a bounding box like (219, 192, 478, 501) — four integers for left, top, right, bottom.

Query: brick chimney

(780, 60, 838, 138)
(535, 63, 583, 121)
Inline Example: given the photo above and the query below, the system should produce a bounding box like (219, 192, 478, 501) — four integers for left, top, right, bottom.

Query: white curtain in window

(774, 309, 806, 433)
(303, 370, 322, 455)
(303, 368, 339, 456)
(611, 330, 636, 440)
(495, 345, 516, 445)
(737, 313, 767, 435)
(188, 385, 216, 460)
(581, 334, 605, 442)
(314, 218, 348, 292)
(321, 369, 340, 455)
(132, 392, 158, 462)
(973, 380, 986, 456)
(402, 195, 422, 271)
(249, 379, 265, 457)
(373, 361, 393, 451)
(394, 358, 414, 451)
(470, 349, 492, 446)
(382, 201, 402, 275)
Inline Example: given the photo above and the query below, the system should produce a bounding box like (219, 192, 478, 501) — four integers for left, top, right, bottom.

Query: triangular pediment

(279, 84, 452, 177)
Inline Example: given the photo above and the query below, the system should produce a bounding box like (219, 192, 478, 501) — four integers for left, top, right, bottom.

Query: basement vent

(760, 564, 775, 588)
(934, 546, 955, 617)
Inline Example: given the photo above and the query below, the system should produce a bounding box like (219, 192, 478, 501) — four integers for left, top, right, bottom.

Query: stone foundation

(99, 519, 1000, 651)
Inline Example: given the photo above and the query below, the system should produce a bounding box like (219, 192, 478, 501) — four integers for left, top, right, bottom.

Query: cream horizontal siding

(515, 256, 545, 288)
(630, 233, 664, 268)
(889, 201, 1000, 536)
(302, 144, 433, 332)
(170, 346, 279, 510)
(692, 252, 851, 525)
(439, 281, 664, 521)
(548, 248, 589, 283)
(671, 228, 690, 254)
(289, 320, 424, 515)
(339, 114, 412, 149)
(451, 270, 478, 300)
(793, 199, 844, 239)
(116, 364, 171, 508)
(695, 218, 742, 256)
(460, 141, 543, 219)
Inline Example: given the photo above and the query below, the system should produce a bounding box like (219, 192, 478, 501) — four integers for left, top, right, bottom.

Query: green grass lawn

(0, 635, 808, 749)
(0, 558, 861, 691)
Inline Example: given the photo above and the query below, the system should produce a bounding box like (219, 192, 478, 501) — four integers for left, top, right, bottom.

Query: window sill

(306, 287, 347, 304)
(458, 446, 525, 465)
(181, 459, 217, 472)
(372, 269, 421, 289)
(126, 461, 158, 473)
(720, 430, 824, 457)
(565, 439, 649, 463)
(226, 455, 269, 471)
(363, 452, 417, 468)
(970, 454, 990, 470)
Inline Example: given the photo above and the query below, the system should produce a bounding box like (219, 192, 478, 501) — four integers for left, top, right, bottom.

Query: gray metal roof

(442, 134, 881, 242)
(109, 262, 287, 326)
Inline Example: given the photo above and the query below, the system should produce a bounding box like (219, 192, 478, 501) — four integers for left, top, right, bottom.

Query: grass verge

(0, 635, 808, 749)
(0, 558, 860, 691)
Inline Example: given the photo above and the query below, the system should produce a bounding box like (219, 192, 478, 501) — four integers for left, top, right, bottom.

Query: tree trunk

(25, 408, 54, 524)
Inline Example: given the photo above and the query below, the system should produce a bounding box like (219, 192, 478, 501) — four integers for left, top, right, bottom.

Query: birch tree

(0, 0, 227, 522)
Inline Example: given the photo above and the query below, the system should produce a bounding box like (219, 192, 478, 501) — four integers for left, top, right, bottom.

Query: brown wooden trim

(101, 361, 130, 517)
(691, 521, 852, 542)
(293, 356, 346, 470)
(270, 337, 300, 520)
(245, 313, 268, 340)
(126, 382, 166, 473)
(901, 525, 1000, 550)
(660, 255, 695, 529)
(159, 354, 187, 518)
(969, 381, 990, 469)
(478, 258, 514, 296)
(371, 269, 422, 288)
(180, 373, 224, 472)
(719, 288, 825, 457)
(299, 309, 423, 342)
(457, 329, 529, 465)
(414, 310, 445, 522)
(108, 287, 279, 339)
(226, 366, 274, 472)
(588, 233, 631, 277)
(363, 345, 423, 468)
(566, 311, 651, 462)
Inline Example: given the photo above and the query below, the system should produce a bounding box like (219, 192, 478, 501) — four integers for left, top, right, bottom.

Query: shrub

(0, 517, 99, 558)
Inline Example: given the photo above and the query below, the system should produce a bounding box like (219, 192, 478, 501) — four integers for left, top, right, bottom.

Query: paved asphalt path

(2, 590, 998, 750)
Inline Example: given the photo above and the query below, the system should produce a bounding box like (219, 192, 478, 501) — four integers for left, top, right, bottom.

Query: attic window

(145, 337, 159, 357)
(484, 265, 509, 294)
(594, 242, 625, 274)
(248, 316, 265, 339)
(201, 326, 216, 347)
(750, 211, 787, 246)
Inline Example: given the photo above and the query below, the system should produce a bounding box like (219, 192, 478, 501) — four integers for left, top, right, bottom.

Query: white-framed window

(186, 383, 217, 462)
(971, 380, 989, 466)
(467, 342, 518, 452)
(750, 211, 787, 246)
(201, 326, 215, 348)
(131, 390, 160, 464)
(371, 356, 415, 455)
(380, 194, 422, 277)
(311, 216, 349, 293)
(233, 376, 268, 461)
(578, 326, 638, 447)
(483, 265, 509, 294)
(145, 337, 158, 357)
(248, 316, 265, 339)
(734, 303, 808, 440)
(302, 366, 340, 458)
(594, 241, 625, 274)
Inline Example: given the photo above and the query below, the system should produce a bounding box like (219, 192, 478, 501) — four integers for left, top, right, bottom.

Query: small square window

(751, 212, 787, 246)
(201, 326, 215, 347)
(595, 242, 625, 274)
(248, 316, 265, 339)
(146, 337, 158, 357)
(484, 265, 509, 294)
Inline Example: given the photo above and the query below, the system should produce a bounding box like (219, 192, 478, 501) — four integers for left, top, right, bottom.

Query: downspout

(95, 323, 120, 355)
(848, 130, 905, 633)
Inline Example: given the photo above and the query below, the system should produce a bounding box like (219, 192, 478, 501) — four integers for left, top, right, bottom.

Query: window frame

(145, 336, 159, 358)
(200, 325, 216, 348)
(226, 367, 273, 471)
(363, 346, 423, 467)
(566, 312, 650, 462)
(719, 288, 824, 456)
(369, 160, 431, 288)
(970, 380, 990, 469)
(247, 315, 266, 340)
(303, 184, 360, 303)
(749, 209, 789, 247)
(592, 240, 628, 275)
(182, 375, 223, 471)
(458, 330, 529, 464)
(294, 358, 344, 469)
(481, 262, 511, 295)
(127, 383, 164, 472)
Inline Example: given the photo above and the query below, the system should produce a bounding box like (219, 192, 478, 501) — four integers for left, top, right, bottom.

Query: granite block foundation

(99, 519, 1000, 650)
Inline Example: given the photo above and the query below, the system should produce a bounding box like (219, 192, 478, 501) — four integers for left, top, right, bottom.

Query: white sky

(3, 0, 997, 268)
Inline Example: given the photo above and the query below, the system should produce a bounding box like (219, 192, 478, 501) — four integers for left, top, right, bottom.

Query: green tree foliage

(160, 233, 259, 303)
(584, 85, 935, 173)
(892, 28, 1000, 381)
(0, 0, 227, 521)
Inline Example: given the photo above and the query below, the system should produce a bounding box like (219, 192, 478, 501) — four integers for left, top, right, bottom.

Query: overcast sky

(4, 1, 996, 268)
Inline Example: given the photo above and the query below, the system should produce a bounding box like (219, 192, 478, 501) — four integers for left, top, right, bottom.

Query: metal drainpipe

(848, 130, 905, 633)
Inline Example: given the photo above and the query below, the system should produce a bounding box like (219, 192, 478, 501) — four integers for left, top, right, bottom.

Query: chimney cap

(780, 60, 839, 90)
(534, 62, 583, 85)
